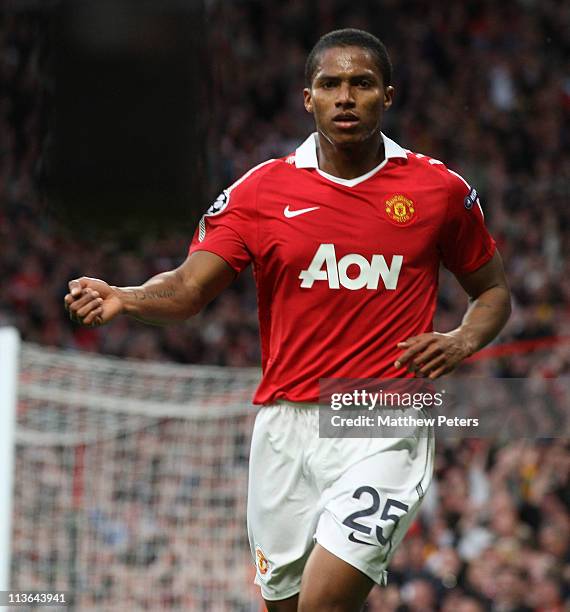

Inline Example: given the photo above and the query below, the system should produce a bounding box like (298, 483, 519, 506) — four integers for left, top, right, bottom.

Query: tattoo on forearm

(130, 288, 176, 301)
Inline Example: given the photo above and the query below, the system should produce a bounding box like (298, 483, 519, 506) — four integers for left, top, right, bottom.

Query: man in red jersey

(65, 29, 510, 612)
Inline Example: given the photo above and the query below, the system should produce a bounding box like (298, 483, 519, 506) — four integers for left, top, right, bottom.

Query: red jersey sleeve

(438, 169, 496, 275)
(189, 162, 267, 273)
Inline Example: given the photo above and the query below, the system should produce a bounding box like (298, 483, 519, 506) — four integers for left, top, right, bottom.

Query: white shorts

(247, 403, 435, 601)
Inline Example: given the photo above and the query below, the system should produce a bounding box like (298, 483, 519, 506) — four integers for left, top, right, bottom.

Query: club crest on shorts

(255, 546, 270, 577)
(385, 194, 416, 225)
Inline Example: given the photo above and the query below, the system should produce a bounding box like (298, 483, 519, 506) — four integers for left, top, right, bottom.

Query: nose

(335, 82, 355, 107)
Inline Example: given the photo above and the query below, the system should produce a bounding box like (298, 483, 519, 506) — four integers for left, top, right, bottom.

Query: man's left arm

(395, 251, 511, 379)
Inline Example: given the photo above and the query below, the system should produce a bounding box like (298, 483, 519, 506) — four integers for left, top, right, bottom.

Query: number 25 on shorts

(342, 486, 409, 546)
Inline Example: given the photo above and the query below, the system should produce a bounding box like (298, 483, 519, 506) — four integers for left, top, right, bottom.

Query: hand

(394, 332, 473, 379)
(64, 277, 123, 327)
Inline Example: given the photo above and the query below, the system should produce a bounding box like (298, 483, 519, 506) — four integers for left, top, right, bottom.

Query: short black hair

(305, 28, 392, 88)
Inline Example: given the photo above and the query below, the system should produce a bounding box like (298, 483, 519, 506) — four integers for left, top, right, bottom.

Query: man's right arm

(64, 251, 236, 327)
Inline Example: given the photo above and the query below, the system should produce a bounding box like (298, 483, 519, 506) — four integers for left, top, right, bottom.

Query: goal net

(11, 340, 262, 611)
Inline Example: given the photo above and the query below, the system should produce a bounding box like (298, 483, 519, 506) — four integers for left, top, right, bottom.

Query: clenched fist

(64, 277, 123, 327)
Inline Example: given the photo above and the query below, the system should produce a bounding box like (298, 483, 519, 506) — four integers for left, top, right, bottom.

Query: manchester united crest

(255, 546, 269, 576)
(385, 194, 416, 225)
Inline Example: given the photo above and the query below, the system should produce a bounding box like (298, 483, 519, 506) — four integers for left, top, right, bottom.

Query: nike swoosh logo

(348, 532, 374, 546)
(284, 205, 320, 218)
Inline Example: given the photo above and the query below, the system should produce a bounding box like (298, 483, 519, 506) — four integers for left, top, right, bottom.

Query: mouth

(332, 113, 360, 130)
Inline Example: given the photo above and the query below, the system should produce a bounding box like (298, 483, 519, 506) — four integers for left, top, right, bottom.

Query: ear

(383, 85, 395, 110)
(303, 88, 313, 114)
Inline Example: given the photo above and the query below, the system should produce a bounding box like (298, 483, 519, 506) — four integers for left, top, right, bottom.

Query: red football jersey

(189, 133, 496, 404)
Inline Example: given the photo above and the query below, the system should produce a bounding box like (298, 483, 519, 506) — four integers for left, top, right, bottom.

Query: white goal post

(9, 338, 262, 610)
(0, 327, 19, 592)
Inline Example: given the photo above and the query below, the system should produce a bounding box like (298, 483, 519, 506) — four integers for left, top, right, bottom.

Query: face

(304, 46, 394, 147)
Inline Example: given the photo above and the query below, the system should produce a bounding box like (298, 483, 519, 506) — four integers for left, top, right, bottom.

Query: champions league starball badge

(206, 189, 230, 216)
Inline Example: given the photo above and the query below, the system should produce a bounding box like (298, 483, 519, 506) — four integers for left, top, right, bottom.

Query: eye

(357, 79, 372, 88)
(322, 80, 336, 89)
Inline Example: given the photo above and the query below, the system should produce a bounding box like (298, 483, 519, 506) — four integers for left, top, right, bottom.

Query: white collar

(294, 131, 408, 170)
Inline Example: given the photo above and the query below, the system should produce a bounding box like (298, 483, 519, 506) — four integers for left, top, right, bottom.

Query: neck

(316, 131, 385, 179)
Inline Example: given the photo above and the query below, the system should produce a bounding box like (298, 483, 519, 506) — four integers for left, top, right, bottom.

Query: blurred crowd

(2, 0, 569, 610)
(366, 438, 569, 612)
(2, 0, 569, 373)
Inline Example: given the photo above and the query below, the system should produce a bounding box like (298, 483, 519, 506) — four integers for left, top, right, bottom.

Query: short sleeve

(438, 170, 496, 276)
(189, 168, 259, 274)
